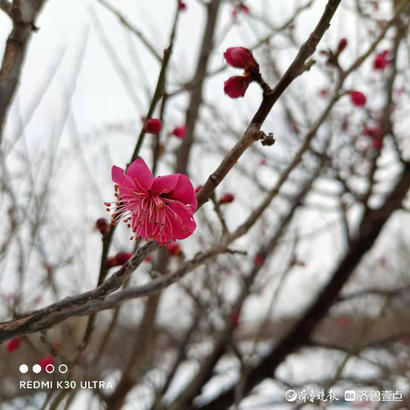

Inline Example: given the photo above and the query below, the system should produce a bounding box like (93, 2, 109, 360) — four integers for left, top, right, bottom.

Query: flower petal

(169, 174, 197, 211)
(166, 201, 196, 240)
(112, 166, 134, 189)
(126, 158, 154, 190)
(151, 175, 179, 195)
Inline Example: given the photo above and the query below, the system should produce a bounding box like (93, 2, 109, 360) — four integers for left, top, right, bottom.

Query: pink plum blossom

(106, 158, 197, 244)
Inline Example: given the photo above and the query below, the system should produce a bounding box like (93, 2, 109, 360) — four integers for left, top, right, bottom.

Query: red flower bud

(143, 118, 162, 134)
(224, 75, 251, 98)
(178, 1, 187, 10)
(172, 126, 186, 139)
(107, 252, 131, 268)
(144, 256, 152, 263)
(95, 218, 110, 235)
(254, 254, 264, 267)
(224, 47, 259, 72)
(167, 242, 182, 256)
(39, 356, 54, 372)
(7, 337, 23, 352)
(195, 185, 202, 194)
(114, 252, 132, 265)
(349, 90, 366, 107)
(219, 193, 235, 204)
(373, 50, 389, 71)
(337, 38, 347, 54)
(230, 312, 240, 328)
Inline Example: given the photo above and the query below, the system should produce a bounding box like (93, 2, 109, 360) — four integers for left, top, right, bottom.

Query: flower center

(105, 187, 183, 244)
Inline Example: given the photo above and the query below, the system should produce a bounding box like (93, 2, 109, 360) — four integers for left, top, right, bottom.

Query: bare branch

(0, 0, 11, 17)
(0, 241, 236, 342)
(0, 0, 47, 142)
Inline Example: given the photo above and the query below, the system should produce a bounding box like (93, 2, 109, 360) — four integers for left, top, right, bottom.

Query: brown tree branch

(0, 0, 47, 142)
(0, 0, 11, 17)
(0, 240, 156, 342)
(0, 240, 243, 343)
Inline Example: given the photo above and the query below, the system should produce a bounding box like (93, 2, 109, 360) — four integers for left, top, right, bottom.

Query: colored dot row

(19, 363, 68, 374)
